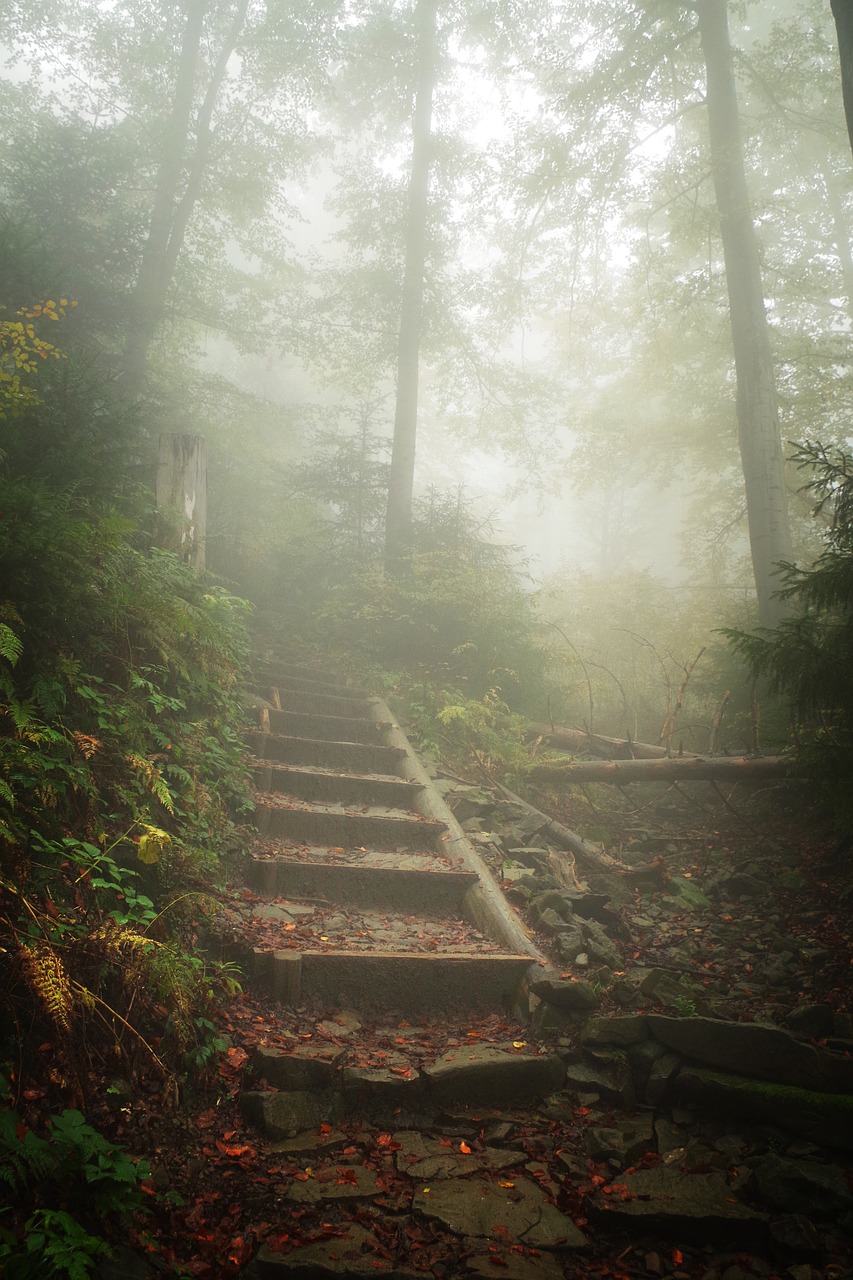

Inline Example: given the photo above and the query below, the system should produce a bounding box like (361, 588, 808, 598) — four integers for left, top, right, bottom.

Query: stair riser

(253, 674, 366, 700)
(248, 860, 476, 912)
(267, 709, 386, 744)
(260, 951, 532, 1014)
(245, 732, 406, 774)
(253, 661, 343, 684)
(275, 690, 376, 718)
(253, 766, 423, 809)
(254, 806, 445, 851)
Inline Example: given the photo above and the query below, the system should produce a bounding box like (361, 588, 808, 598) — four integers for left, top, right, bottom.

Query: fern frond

(18, 941, 74, 1034)
(124, 753, 175, 813)
(0, 623, 22, 667)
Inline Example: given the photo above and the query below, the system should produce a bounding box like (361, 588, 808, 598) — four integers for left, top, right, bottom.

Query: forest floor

(81, 776, 853, 1280)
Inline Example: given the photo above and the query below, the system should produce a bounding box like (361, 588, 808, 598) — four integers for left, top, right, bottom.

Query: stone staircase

(239, 654, 544, 1019)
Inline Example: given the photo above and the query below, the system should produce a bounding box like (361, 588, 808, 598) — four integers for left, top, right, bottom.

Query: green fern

(0, 623, 22, 667)
(0, 1108, 54, 1196)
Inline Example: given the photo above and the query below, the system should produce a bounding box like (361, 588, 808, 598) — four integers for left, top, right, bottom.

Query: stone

(645, 1052, 681, 1106)
(241, 1089, 343, 1139)
(283, 1164, 381, 1203)
(578, 917, 621, 967)
(648, 1014, 853, 1094)
(768, 1214, 823, 1261)
(530, 977, 599, 1012)
(254, 1046, 342, 1091)
(749, 1152, 853, 1217)
(537, 907, 570, 936)
(466, 1250, 565, 1280)
(268, 1129, 348, 1157)
(412, 1176, 588, 1249)
(785, 1004, 835, 1039)
(672, 1066, 853, 1150)
(640, 972, 707, 1014)
(341, 1066, 422, 1109)
(553, 927, 588, 961)
(255, 1224, 422, 1277)
(581, 1014, 649, 1047)
(626, 1038, 667, 1094)
(564, 1059, 636, 1108)
(530, 889, 574, 919)
(423, 1046, 565, 1108)
(586, 1166, 767, 1245)
(584, 1113, 656, 1165)
(394, 1131, 524, 1181)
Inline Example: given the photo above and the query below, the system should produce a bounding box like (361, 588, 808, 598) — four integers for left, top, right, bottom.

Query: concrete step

(248, 857, 477, 911)
(250, 673, 367, 700)
(254, 802, 447, 850)
(252, 763, 424, 808)
(245, 731, 407, 774)
(257, 687, 378, 719)
(266, 709, 388, 744)
(259, 949, 534, 1014)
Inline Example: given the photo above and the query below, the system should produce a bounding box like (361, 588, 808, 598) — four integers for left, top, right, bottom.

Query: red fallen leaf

(390, 1067, 413, 1077)
(343, 1145, 359, 1155)
(439, 1139, 453, 1148)
(319, 1123, 333, 1134)
(377, 1133, 394, 1147)
(488, 1259, 508, 1268)
(673, 1248, 684, 1265)
(216, 1141, 256, 1158)
(336, 1168, 358, 1185)
(459, 1141, 472, 1154)
(227, 1237, 253, 1267)
(226, 1047, 249, 1069)
(492, 1225, 510, 1239)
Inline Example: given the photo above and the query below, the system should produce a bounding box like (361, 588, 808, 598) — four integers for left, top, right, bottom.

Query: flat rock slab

(530, 978, 599, 1012)
(466, 1250, 566, 1280)
(341, 1066, 422, 1108)
(587, 1166, 767, 1246)
(394, 1130, 526, 1180)
(283, 1164, 381, 1203)
(581, 1015, 649, 1046)
(412, 1177, 589, 1250)
(254, 1045, 344, 1090)
(268, 1128, 348, 1157)
(647, 1014, 853, 1094)
(241, 1089, 343, 1139)
(672, 1065, 853, 1150)
(423, 1046, 565, 1108)
(255, 1224, 421, 1277)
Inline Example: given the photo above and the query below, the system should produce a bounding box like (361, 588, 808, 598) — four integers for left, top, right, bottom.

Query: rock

(784, 1004, 835, 1039)
(640, 972, 707, 1014)
(768, 1214, 823, 1261)
(713, 871, 765, 899)
(582, 1014, 649, 1047)
(241, 1089, 343, 1138)
(466, 1250, 565, 1280)
(341, 1066, 422, 1109)
(284, 1164, 381, 1204)
(423, 1046, 565, 1108)
(530, 977, 599, 1012)
(538, 907, 571, 936)
(586, 1166, 767, 1245)
(254, 1046, 342, 1091)
(412, 1176, 589, 1249)
(584, 1113, 656, 1165)
(530, 889, 574, 919)
(268, 1129, 348, 1157)
(553, 927, 588, 961)
(648, 1014, 853, 1094)
(255, 1224, 421, 1277)
(626, 1037, 668, 1094)
(578, 917, 621, 967)
(667, 879, 711, 911)
(394, 1131, 524, 1180)
(672, 1066, 853, 1150)
(645, 1052, 681, 1105)
(564, 1059, 636, 1108)
(749, 1152, 853, 1217)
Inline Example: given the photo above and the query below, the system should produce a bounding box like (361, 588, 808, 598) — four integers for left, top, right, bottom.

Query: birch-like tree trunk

(696, 0, 793, 629)
(384, 0, 439, 571)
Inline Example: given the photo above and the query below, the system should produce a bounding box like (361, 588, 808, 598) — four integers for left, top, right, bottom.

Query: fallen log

(492, 780, 630, 874)
(528, 723, 697, 760)
(529, 754, 794, 785)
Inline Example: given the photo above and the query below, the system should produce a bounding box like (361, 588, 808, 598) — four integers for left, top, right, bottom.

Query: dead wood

(528, 723, 696, 760)
(492, 779, 631, 874)
(529, 754, 794, 785)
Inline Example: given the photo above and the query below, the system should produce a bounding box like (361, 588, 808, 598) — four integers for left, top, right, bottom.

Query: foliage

(726, 441, 853, 831)
(0, 1093, 150, 1278)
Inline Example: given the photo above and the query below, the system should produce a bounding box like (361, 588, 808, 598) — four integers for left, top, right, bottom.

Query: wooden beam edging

(369, 698, 545, 970)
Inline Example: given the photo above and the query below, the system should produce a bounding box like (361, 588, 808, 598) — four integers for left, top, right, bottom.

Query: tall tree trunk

(831, 0, 853, 162)
(696, 0, 793, 630)
(384, 0, 439, 571)
(123, 0, 248, 397)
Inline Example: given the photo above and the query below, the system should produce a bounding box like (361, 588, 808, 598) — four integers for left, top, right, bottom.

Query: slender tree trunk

(123, 0, 248, 397)
(819, 155, 853, 322)
(831, 0, 853, 162)
(696, 0, 793, 630)
(384, 0, 439, 571)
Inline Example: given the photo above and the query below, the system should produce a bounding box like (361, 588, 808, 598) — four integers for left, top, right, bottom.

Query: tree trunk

(831, 0, 853, 162)
(529, 754, 793, 785)
(384, 0, 439, 571)
(123, 0, 248, 397)
(696, 0, 793, 630)
(527, 723, 698, 759)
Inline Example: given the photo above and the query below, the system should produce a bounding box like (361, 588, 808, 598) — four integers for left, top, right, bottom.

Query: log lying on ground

(528, 723, 698, 760)
(493, 780, 630, 874)
(529, 754, 794, 786)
